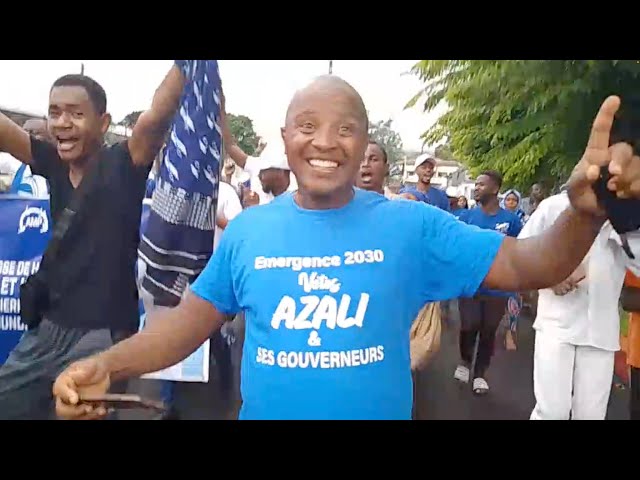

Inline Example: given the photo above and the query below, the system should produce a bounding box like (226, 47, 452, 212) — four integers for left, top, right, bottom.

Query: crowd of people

(0, 60, 639, 420)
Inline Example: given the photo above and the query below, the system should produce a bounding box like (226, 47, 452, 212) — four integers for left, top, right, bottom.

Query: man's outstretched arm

(100, 291, 225, 382)
(483, 206, 602, 292)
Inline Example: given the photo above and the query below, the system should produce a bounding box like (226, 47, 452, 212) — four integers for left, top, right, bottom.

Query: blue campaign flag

(0, 196, 51, 364)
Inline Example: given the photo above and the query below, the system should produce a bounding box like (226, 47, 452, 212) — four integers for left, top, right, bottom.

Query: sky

(0, 60, 446, 152)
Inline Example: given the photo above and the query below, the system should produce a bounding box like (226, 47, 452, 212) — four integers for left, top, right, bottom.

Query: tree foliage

(227, 113, 260, 156)
(369, 118, 404, 163)
(119, 110, 143, 129)
(434, 143, 455, 161)
(406, 60, 640, 191)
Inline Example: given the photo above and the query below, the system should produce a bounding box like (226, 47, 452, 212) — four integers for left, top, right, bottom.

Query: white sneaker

(473, 377, 489, 395)
(454, 365, 470, 383)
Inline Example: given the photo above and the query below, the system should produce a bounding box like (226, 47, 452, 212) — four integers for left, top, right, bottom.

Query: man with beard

(52, 82, 640, 421)
(399, 153, 449, 211)
(455, 171, 522, 394)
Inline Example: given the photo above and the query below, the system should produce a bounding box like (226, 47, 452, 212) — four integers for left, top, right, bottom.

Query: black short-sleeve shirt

(30, 137, 151, 331)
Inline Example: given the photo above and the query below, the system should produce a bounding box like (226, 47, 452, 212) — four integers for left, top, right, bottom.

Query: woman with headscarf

(500, 189, 525, 350)
(501, 189, 526, 224)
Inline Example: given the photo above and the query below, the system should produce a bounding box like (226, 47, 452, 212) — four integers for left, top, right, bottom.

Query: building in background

(401, 153, 470, 188)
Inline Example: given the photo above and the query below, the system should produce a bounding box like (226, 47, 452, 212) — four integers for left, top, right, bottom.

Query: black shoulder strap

(43, 151, 103, 263)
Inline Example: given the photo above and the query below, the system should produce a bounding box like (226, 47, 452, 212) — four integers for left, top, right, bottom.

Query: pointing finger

(587, 95, 620, 151)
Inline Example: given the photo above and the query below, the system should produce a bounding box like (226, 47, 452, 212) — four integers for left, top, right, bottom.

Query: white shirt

(519, 192, 640, 351)
(0, 152, 20, 190)
(0, 152, 48, 197)
(214, 181, 243, 252)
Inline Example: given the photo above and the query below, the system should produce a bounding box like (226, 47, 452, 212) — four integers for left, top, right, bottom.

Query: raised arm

(0, 113, 33, 164)
(484, 95, 640, 292)
(219, 90, 250, 169)
(128, 63, 186, 167)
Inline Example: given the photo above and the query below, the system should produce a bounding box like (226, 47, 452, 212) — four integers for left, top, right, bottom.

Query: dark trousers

(167, 324, 240, 420)
(0, 319, 133, 420)
(458, 296, 508, 378)
(631, 367, 640, 420)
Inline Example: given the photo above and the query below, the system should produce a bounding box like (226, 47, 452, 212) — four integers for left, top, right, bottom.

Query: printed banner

(138, 200, 210, 383)
(0, 196, 51, 364)
(0, 197, 210, 382)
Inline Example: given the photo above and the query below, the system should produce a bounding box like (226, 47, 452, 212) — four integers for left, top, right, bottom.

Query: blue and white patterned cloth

(138, 60, 222, 307)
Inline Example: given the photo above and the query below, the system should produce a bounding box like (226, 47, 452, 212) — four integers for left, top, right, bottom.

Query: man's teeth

(309, 159, 338, 168)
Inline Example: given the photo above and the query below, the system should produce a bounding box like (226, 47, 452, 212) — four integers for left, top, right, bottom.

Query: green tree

(227, 113, 260, 156)
(405, 60, 640, 191)
(368, 118, 404, 181)
(369, 118, 404, 164)
(119, 110, 143, 130)
(434, 143, 455, 161)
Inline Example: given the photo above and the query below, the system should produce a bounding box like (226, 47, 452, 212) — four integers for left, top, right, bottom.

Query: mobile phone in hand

(79, 393, 167, 412)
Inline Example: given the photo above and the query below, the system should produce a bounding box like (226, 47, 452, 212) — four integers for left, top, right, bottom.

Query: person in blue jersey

(452, 195, 469, 218)
(52, 85, 640, 420)
(398, 153, 450, 211)
(499, 188, 526, 350)
(456, 171, 522, 394)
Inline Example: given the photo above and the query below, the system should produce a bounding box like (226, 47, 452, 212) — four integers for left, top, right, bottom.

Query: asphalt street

(413, 304, 629, 420)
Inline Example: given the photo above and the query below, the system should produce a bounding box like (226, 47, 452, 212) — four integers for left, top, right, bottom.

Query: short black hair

(479, 170, 503, 190)
(51, 74, 107, 115)
(368, 140, 388, 163)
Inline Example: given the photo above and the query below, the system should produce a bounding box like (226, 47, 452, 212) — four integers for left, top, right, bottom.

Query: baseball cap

(414, 152, 437, 169)
(445, 186, 458, 198)
(259, 146, 291, 172)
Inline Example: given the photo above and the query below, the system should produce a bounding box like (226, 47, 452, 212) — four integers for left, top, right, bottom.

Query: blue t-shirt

(398, 185, 450, 211)
(458, 206, 522, 297)
(191, 189, 504, 420)
(451, 208, 467, 219)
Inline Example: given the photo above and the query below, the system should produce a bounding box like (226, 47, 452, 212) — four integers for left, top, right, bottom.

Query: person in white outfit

(519, 189, 640, 420)
(225, 140, 297, 206)
(214, 181, 243, 252)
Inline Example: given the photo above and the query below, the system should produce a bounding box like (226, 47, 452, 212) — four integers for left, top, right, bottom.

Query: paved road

(124, 305, 630, 420)
(413, 304, 629, 420)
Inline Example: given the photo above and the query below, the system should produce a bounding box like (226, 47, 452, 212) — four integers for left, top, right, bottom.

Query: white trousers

(530, 331, 614, 420)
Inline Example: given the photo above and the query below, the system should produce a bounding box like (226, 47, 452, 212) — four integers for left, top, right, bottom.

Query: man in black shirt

(0, 64, 187, 419)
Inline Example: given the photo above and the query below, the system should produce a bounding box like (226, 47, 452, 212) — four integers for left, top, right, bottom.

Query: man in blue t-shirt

(398, 153, 450, 211)
(52, 83, 640, 421)
(457, 170, 522, 395)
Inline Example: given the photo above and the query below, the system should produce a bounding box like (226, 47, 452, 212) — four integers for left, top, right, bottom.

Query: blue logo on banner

(0, 197, 52, 364)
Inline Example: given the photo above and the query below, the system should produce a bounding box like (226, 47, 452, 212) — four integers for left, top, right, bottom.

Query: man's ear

(100, 113, 112, 135)
(280, 127, 287, 154)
